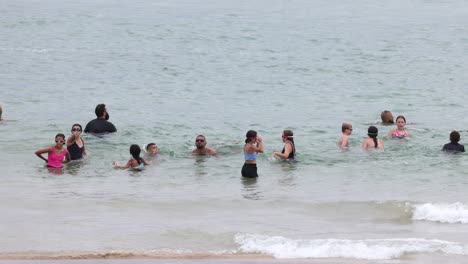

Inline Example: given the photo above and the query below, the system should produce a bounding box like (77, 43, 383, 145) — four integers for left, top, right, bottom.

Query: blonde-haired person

(271, 130, 296, 160)
(338, 123, 352, 149)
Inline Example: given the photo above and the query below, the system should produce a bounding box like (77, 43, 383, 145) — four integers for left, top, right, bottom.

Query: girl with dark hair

(271, 129, 296, 160)
(113, 144, 150, 171)
(35, 133, 71, 168)
(242, 130, 264, 178)
(389, 115, 410, 139)
(67, 124, 86, 160)
(362, 126, 384, 149)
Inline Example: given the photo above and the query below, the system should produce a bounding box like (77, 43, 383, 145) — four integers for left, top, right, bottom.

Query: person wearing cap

(380, 110, 394, 125)
(242, 130, 264, 178)
(362, 126, 384, 149)
(192, 135, 217, 155)
(442, 131, 465, 153)
(271, 129, 296, 160)
(84, 104, 117, 134)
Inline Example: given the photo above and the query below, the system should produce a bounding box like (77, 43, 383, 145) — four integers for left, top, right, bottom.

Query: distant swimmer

(146, 143, 159, 155)
(67, 124, 87, 160)
(84, 104, 117, 134)
(271, 129, 295, 160)
(35, 133, 71, 168)
(242, 130, 264, 178)
(442, 131, 465, 153)
(338, 123, 353, 149)
(0, 104, 3, 121)
(192, 135, 217, 155)
(113, 144, 150, 171)
(380, 110, 394, 125)
(389, 115, 410, 139)
(362, 126, 384, 149)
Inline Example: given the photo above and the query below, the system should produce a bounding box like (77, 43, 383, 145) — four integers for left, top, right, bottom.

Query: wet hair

(450, 131, 460, 143)
(245, 130, 257, 143)
(95, 104, 106, 118)
(130, 144, 144, 165)
(341, 123, 352, 133)
(71, 123, 82, 131)
(283, 129, 296, 156)
(395, 115, 406, 123)
(55, 133, 66, 140)
(367, 126, 379, 148)
(381, 110, 394, 124)
(146, 143, 156, 151)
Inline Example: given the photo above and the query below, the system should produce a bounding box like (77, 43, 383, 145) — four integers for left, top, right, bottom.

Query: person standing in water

(67, 124, 87, 160)
(271, 129, 295, 160)
(242, 130, 264, 178)
(442, 131, 465, 153)
(338, 123, 353, 149)
(389, 115, 410, 139)
(84, 104, 117, 134)
(192, 135, 217, 155)
(35, 133, 71, 168)
(362, 126, 384, 149)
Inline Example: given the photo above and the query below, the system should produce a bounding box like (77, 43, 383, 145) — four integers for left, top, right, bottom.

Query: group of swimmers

(0, 103, 458, 178)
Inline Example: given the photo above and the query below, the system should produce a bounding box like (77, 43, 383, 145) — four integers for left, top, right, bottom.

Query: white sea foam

(412, 202, 468, 224)
(234, 234, 468, 260)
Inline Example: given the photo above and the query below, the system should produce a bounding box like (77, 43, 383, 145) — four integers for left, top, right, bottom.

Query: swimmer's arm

(113, 160, 132, 169)
(82, 139, 87, 156)
(143, 159, 151, 165)
(272, 143, 292, 159)
(67, 135, 76, 146)
(63, 152, 71, 164)
(388, 130, 395, 137)
(252, 137, 264, 153)
(340, 137, 349, 148)
(35, 147, 51, 162)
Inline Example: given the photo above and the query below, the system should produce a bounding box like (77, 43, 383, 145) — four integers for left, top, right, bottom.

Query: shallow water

(1, 0, 468, 262)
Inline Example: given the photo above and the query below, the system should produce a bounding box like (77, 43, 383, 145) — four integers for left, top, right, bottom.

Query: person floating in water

(442, 131, 465, 153)
(338, 123, 353, 149)
(380, 110, 394, 125)
(362, 126, 384, 149)
(271, 129, 295, 160)
(35, 133, 71, 168)
(113, 144, 150, 171)
(242, 130, 264, 178)
(84, 104, 117, 134)
(192, 135, 217, 155)
(389, 115, 410, 139)
(146, 143, 159, 155)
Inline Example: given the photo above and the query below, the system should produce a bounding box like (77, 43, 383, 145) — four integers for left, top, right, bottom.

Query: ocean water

(1, 0, 468, 263)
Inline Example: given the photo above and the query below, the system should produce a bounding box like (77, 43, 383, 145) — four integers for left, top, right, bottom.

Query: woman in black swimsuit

(271, 130, 295, 160)
(67, 124, 87, 160)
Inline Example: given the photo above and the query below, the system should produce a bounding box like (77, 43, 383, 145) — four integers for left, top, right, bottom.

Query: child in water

(113, 144, 150, 171)
(338, 123, 353, 149)
(389, 115, 410, 139)
(146, 143, 159, 155)
(35, 133, 71, 168)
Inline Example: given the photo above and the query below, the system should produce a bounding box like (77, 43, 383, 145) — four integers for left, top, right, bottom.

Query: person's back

(442, 131, 465, 153)
(84, 104, 117, 133)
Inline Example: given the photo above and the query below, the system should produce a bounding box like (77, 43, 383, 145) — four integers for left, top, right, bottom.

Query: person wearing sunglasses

(67, 124, 87, 160)
(192, 135, 217, 155)
(271, 129, 296, 160)
(84, 103, 117, 134)
(338, 123, 353, 149)
(35, 133, 71, 168)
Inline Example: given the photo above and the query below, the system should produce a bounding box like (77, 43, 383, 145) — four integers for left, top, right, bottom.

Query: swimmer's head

(245, 130, 257, 143)
(55, 133, 66, 145)
(71, 123, 82, 133)
(130, 144, 141, 159)
(450, 131, 461, 143)
(146, 143, 158, 154)
(368, 126, 378, 138)
(195, 135, 206, 149)
(381, 110, 394, 124)
(282, 130, 294, 142)
(95, 104, 109, 119)
(341, 123, 352, 133)
(396, 115, 406, 125)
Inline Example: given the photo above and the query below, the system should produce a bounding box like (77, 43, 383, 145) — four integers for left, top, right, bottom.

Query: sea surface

(1, 0, 468, 263)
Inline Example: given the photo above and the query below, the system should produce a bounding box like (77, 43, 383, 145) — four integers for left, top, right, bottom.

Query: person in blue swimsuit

(242, 130, 264, 178)
(113, 144, 150, 171)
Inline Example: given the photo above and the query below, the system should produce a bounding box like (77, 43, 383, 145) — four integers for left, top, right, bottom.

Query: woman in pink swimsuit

(389, 115, 410, 139)
(35, 133, 71, 168)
